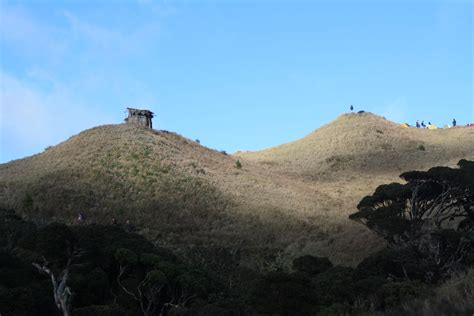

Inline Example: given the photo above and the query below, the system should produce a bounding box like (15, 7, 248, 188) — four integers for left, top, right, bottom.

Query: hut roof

(127, 108, 154, 118)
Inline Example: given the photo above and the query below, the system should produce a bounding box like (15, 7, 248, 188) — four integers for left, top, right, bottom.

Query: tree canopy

(350, 160, 474, 280)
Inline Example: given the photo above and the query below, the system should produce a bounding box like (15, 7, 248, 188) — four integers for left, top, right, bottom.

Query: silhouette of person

(416, 120, 420, 128)
(452, 119, 456, 127)
(125, 219, 135, 232)
(421, 121, 426, 128)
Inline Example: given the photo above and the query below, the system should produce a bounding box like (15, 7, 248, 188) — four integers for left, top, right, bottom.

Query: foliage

(22, 193, 35, 212)
(355, 247, 428, 281)
(375, 281, 430, 309)
(350, 160, 474, 280)
(115, 248, 138, 265)
(312, 266, 355, 306)
(292, 255, 333, 276)
(235, 160, 242, 169)
(248, 271, 318, 315)
(0, 208, 36, 251)
(0, 210, 228, 315)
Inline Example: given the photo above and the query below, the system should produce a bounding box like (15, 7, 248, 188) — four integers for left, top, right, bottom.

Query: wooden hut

(125, 108, 154, 129)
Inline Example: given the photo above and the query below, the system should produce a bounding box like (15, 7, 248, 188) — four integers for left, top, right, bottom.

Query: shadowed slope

(1, 114, 472, 267)
(0, 124, 340, 265)
(1, 125, 241, 245)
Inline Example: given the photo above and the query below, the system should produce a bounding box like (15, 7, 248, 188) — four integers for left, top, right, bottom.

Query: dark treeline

(1, 160, 473, 315)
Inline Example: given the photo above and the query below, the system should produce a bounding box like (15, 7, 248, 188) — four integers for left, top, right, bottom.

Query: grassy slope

(1, 113, 473, 267)
(237, 112, 474, 178)
(236, 112, 474, 264)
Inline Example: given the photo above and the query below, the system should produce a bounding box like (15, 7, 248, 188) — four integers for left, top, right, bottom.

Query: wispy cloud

(381, 97, 408, 123)
(0, 5, 68, 62)
(61, 10, 162, 59)
(0, 71, 115, 162)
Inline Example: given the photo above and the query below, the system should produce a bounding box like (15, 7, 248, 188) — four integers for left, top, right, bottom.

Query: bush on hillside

(292, 255, 333, 276)
(350, 160, 474, 281)
(312, 266, 355, 306)
(248, 271, 318, 315)
(375, 281, 430, 310)
(235, 160, 242, 169)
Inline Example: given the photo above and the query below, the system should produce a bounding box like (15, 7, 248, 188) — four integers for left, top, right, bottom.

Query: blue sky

(0, 0, 472, 163)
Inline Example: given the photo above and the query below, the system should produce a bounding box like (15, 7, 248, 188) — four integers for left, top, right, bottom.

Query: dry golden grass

(1, 112, 473, 267)
(237, 112, 474, 177)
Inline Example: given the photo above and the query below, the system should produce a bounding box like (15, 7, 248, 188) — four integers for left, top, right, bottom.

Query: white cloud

(61, 10, 162, 58)
(1, 4, 164, 69)
(0, 72, 114, 161)
(0, 5, 68, 62)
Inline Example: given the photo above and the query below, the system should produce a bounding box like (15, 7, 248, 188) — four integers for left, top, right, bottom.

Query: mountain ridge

(1, 112, 473, 266)
(237, 112, 474, 178)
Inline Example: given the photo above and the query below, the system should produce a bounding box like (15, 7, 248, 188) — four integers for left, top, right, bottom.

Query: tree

(249, 272, 318, 315)
(292, 255, 333, 276)
(115, 249, 186, 316)
(30, 225, 83, 316)
(350, 160, 474, 280)
(33, 256, 74, 316)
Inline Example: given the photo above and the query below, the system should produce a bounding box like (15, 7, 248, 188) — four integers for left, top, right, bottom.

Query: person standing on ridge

(350, 105, 354, 112)
(453, 119, 457, 127)
(421, 121, 426, 128)
(416, 120, 421, 128)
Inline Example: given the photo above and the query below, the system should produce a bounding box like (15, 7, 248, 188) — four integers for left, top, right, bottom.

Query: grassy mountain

(237, 112, 474, 178)
(1, 113, 473, 267)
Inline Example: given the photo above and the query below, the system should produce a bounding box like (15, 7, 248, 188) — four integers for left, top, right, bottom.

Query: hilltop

(237, 112, 474, 178)
(1, 113, 473, 267)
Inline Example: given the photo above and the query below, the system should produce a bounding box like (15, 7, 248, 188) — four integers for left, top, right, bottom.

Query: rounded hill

(0, 124, 236, 240)
(237, 112, 474, 179)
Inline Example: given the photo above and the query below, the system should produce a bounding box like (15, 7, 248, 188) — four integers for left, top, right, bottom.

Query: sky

(0, 0, 472, 163)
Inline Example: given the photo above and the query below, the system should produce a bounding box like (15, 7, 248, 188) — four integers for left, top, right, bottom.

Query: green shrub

(114, 248, 138, 265)
(353, 276, 387, 298)
(312, 266, 355, 306)
(376, 281, 430, 309)
(355, 247, 425, 281)
(292, 255, 333, 276)
(22, 193, 35, 213)
(249, 272, 318, 315)
(235, 160, 242, 169)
